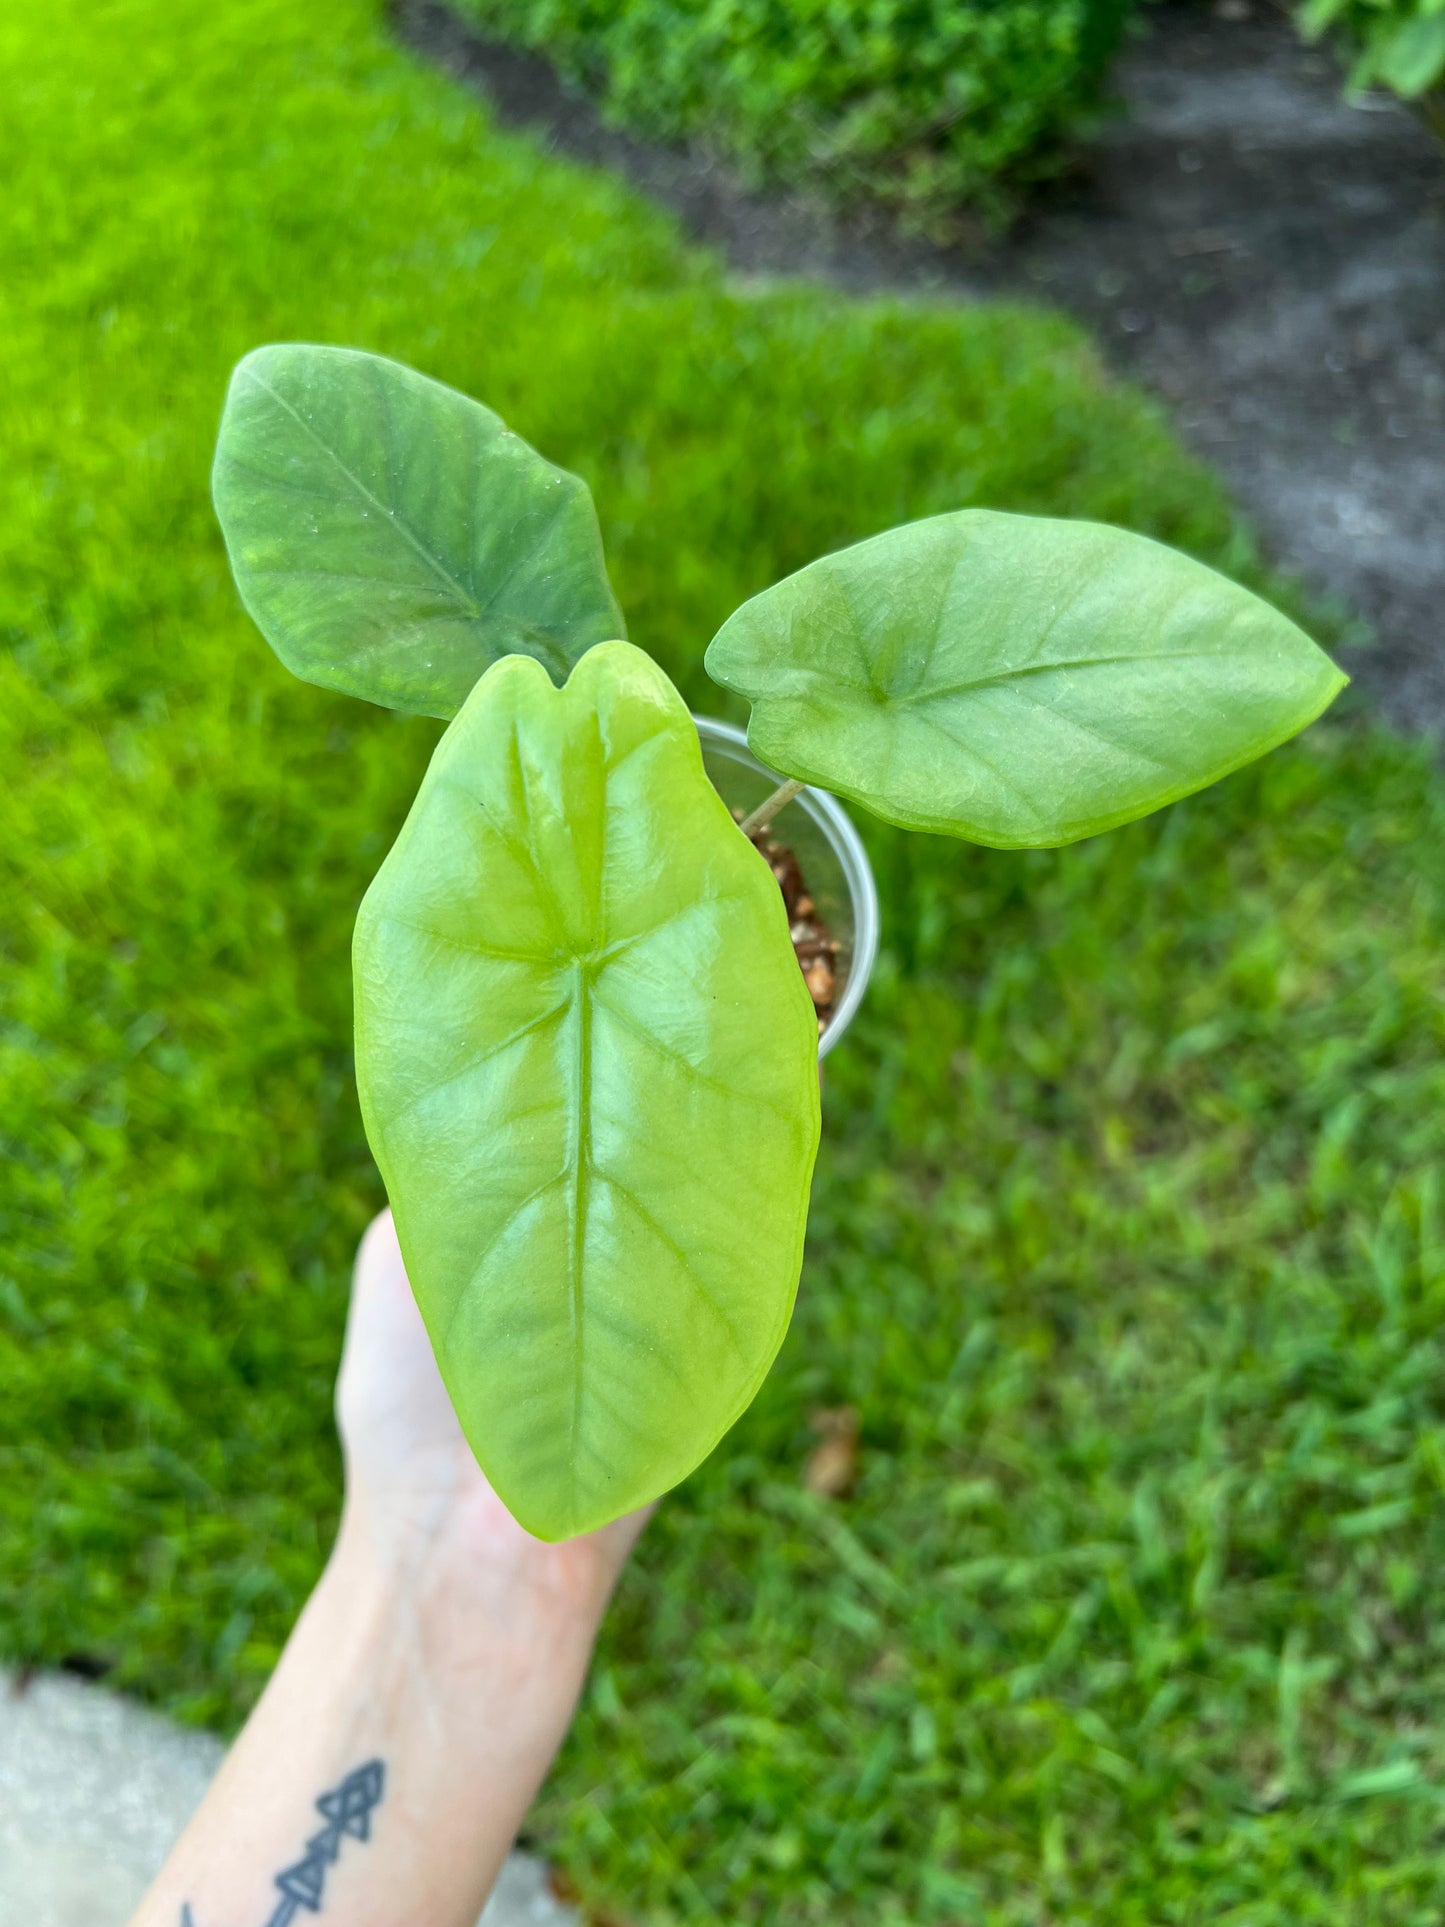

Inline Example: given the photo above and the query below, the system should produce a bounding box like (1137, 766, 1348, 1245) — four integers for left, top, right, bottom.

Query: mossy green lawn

(3, 0, 1444, 1921)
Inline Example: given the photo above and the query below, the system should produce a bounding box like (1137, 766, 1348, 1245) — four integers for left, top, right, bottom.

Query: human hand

(335, 1208, 650, 1653)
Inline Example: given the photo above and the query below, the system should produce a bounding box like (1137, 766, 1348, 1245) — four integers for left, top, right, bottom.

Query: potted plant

(212, 345, 1346, 1541)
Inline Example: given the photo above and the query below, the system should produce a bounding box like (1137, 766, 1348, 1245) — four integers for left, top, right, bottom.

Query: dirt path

(396, 0, 1444, 732)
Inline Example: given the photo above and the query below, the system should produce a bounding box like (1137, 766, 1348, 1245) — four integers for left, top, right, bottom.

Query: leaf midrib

(565, 963, 593, 1525)
(897, 647, 1234, 708)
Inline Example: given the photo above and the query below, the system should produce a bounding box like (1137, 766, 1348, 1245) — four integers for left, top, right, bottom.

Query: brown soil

(741, 819, 840, 1036)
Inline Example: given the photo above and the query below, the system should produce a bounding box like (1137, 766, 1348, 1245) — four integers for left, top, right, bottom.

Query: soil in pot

(738, 814, 841, 1037)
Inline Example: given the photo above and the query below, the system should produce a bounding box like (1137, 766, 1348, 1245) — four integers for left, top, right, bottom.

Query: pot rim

(693, 714, 879, 1058)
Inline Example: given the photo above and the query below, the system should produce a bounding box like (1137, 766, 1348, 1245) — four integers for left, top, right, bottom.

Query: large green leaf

(705, 511, 1347, 848)
(212, 343, 625, 718)
(1379, 14, 1445, 97)
(354, 641, 821, 1540)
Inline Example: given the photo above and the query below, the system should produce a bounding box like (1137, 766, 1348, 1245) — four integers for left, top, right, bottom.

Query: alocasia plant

(214, 343, 1347, 1539)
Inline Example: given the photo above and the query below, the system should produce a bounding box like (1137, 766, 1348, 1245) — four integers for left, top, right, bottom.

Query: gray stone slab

(0, 1670, 576, 1927)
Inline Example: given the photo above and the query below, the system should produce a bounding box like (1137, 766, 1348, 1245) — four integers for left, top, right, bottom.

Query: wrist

(323, 1501, 608, 1718)
(132, 1504, 605, 1927)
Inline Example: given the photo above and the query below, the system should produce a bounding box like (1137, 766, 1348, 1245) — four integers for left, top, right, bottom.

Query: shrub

(458, 0, 1139, 226)
(1298, 0, 1445, 123)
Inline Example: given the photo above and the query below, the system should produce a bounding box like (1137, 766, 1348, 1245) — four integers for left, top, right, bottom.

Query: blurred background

(2, 0, 1443, 1920)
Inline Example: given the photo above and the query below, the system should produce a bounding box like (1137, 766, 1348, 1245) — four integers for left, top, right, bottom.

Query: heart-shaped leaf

(705, 510, 1347, 848)
(212, 344, 625, 718)
(354, 641, 821, 1540)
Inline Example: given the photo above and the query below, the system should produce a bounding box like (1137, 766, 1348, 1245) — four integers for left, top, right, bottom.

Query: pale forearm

(131, 1208, 645, 1927)
(131, 1517, 604, 1927)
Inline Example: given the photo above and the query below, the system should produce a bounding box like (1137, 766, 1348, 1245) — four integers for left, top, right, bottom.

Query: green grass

(3, 0, 1444, 1921)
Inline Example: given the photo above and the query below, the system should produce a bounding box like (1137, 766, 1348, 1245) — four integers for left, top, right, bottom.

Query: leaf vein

(242, 367, 483, 617)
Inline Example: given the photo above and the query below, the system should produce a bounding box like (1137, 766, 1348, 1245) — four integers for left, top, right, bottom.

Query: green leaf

(354, 640, 821, 1539)
(212, 343, 625, 718)
(1379, 15, 1445, 96)
(705, 510, 1347, 848)
(1297, 0, 1349, 39)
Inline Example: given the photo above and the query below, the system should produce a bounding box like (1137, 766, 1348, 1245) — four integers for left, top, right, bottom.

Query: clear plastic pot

(694, 716, 879, 1058)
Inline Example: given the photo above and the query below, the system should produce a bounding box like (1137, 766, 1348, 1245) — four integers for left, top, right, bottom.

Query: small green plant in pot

(213, 345, 1346, 1541)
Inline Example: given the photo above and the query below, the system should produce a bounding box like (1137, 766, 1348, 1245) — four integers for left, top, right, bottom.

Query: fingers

(348, 1206, 426, 1337)
(337, 1205, 416, 1431)
(354, 1204, 401, 1292)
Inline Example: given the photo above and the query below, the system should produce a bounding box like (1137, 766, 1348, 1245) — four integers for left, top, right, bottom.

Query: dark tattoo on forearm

(180, 1758, 386, 1927)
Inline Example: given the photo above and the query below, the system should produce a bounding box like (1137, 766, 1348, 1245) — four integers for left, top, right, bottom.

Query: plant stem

(738, 777, 806, 840)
